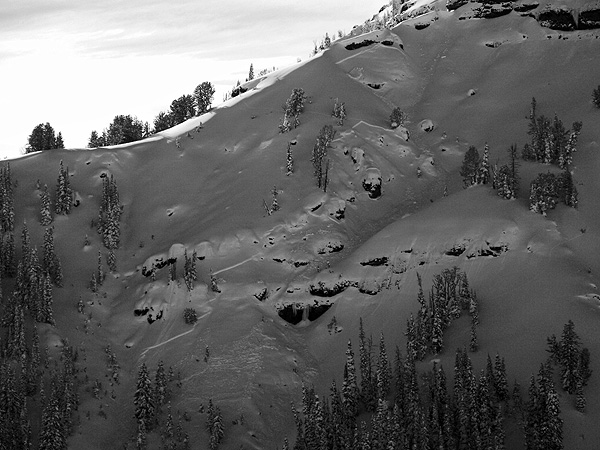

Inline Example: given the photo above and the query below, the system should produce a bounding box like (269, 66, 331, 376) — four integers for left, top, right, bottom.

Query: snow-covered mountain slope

(3, 2, 600, 448)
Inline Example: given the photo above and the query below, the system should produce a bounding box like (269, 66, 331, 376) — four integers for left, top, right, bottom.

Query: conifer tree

(98, 174, 122, 250)
(478, 143, 490, 184)
(279, 88, 306, 132)
(286, 142, 294, 176)
(39, 385, 66, 450)
(0, 162, 15, 233)
(55, 160, 73, 215)
(342, 340, 359, 417)
(40, 184, 53, 226)
(376, 333, 391, 400)
(184, 250, 198, 291)
(271, 186, 280, 212)
(134, 363, 155, 432)
(312, 125, 335, 189)
(206, 399, 224, 450)
(358, 319, 376, 411)
(460, 146, 481, 187)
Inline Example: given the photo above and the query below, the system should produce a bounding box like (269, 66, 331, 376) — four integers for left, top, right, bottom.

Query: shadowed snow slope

(4, 3, 600, 448)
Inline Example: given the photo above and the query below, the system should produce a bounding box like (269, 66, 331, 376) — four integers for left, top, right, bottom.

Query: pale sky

(0, 0, 381, 159)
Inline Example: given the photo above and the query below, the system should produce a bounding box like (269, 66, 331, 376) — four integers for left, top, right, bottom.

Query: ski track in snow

(212, 253, 262, 275)
(140, 318, 205, 358)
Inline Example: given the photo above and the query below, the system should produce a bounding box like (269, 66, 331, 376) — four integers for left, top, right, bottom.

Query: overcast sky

(0, 0, 381, 159)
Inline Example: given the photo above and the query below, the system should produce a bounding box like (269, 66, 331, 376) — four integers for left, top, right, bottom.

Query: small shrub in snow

(593, 85, 600, 108)
(286, 142, 294, 176)
(332, 99, 346, 126)
(389, 107, 406, 128)
(183, 308, 198, 325)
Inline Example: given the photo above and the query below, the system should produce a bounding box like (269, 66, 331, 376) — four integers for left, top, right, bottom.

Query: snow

(5, 6, 600, 449)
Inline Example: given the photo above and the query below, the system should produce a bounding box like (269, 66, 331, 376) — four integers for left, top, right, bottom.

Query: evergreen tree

(169, 94, 196, 125)
(376, 333, 391, 400)
(311, 125, 335, 189)
(529, 172, 559, 215)
(460, 146, 481, 187)
(286, 142, 294, 176)
(478, 143, 490, 184)
(206, 399, 224, 450)
(154, 360, 168, 409)
(342, 340, 359, 417)
(593, 85, 600, 108)
(98, 174, 122, 250)
(100, 115, 145, 145)
(248, 63, 254, 81)
(359, 319, 376, 411)
(134, 363, 155, 431)
(40, 184, 53, 226)
(39, 385, 66, 450)
(55, 161, 73, 215)
(0, 162, 16, 234)
(194, 81, 216, 115)
(279, 88, 306, 132)
(184, 250, 198, 291)
(27, 122, 63, 153)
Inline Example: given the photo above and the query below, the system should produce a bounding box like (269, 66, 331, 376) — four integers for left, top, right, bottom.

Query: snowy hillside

(2, 1, 600, 449)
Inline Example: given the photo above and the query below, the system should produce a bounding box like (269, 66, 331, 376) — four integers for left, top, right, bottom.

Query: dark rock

(360, 256, 389, 266)
(362, 175, 382, 199)
(537, 7, 576, 31)
(345, 40, 377, 51)
(415, 22, 431, 30)
(309, 280, 350, 297)
(473, 4, 513, 19)
(367, 83, 384, 89)
(579, 8, 600, 29)
(513, 2, 539, 12)
(446, 0, 468, 11)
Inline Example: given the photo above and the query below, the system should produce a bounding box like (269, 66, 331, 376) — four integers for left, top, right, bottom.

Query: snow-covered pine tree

(358, 318, 376, 411)
(560, 121, 582, 169)
(0, 162, 15, 233)
(342, 340, 359, 417)
(478, 143, 490, 184)
(206, 399, 224, 450)
(279, 88, 306, 133)
(40, 184, 52, 226)
(376, 333, 391, 399)
(529, 172, 559, 215)
(559, 170, 578, 208)
(460, 146, 480, 187)
(183, 250, 198, 291)
(271, 186, 279, 212)
(98, 174, 122, 250)
(286, 142, 294, 176)
(55, 160, 73, 215)
(312, 125, 335, 189)
(154, 360, 168, 409)
(134, 363, 155, 431)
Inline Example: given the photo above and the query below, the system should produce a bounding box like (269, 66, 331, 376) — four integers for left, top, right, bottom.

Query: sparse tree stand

(279, 88, 307, 133)
(27, 122, 65, 153)
(311, 125, 335, 190)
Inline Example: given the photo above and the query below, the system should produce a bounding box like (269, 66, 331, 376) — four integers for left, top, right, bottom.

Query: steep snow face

(4, 6, 600, 449)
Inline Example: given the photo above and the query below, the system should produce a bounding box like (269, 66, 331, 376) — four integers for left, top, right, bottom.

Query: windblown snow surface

(4, 1, 600, 448)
